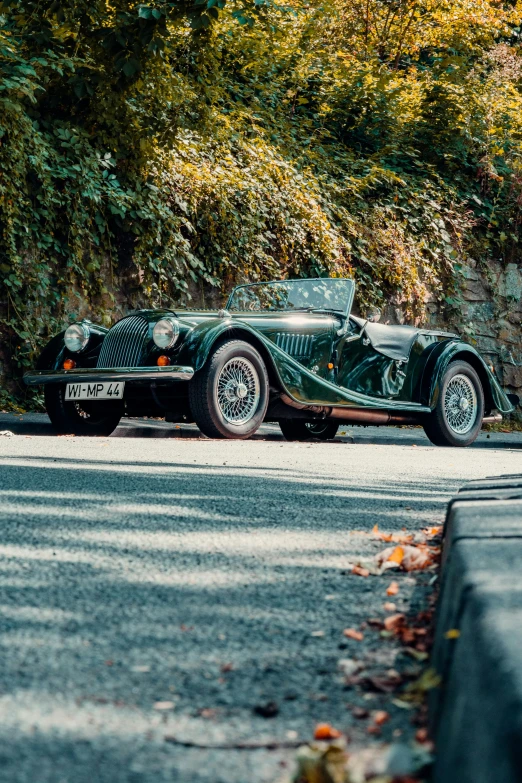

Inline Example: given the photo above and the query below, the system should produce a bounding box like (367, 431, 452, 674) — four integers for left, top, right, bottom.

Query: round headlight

(64, 322, 90, 353)
(153, 318, 179, 350)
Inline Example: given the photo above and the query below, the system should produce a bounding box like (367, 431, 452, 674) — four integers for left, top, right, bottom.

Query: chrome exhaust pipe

(326, 408, 420, 425)
(482, 413, 502, 424)
(279, 394, 420, 426)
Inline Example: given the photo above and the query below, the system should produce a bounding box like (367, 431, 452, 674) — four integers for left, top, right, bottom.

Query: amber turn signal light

(327, 362, 334, 370)
(63, 358, 76, 370)
(157, 355, 171, 367)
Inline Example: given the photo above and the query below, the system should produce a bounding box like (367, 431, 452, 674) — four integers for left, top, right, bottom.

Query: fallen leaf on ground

(372, 523, 391, 541)
(392, 698, 416, 710)
(352, 565, 370, 577)
(423, 525, 443, 538)
(343, 628, 364, 641)
(415, 728, 429, 743)
(386, 581, 400, 596)
(362, 674, 402, 693)
(383, 602, 397, 612)
(404, 647, 429, 662)
(403, 668, 442, 703)
(377, 544, 439, 571)
(314, 723, 342, 740)
(444, 628, 460, 639)
(401, 545, 439, 571)
(351, 557, 390, 576)
(387, 546, 405, 565)
(372, 710, 390, 725)
(372, 524, 414, 544)
(384, 613, 406, 632)
(293, 740, 348, 783)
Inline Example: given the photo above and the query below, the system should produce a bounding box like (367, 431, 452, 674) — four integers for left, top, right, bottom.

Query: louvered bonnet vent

(274, 333, 313, 359)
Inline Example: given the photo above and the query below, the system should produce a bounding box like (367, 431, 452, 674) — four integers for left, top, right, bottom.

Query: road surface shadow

(0, 452, 447, 783)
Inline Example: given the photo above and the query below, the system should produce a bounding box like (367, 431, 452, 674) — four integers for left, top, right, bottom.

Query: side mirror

(366, 306, 382, 323)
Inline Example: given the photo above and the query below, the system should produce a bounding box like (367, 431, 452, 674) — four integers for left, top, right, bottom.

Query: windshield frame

(226, 277, 355, 317)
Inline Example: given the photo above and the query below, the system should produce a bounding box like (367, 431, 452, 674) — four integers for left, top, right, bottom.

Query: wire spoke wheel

(443, 373, 478, 435)
(279, 418, 339, 441)
(189, 340, 268, 439)
(216, 357, 260, 425)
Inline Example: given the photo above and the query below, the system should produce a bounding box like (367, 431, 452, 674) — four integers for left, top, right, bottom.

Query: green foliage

(1, 0, 522, 401)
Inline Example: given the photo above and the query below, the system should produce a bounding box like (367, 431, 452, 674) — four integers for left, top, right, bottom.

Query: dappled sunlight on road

(0, 434, 520, 782)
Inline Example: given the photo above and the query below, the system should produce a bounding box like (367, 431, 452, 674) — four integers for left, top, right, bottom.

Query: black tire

(423, 360, 484, 447)
(279, 419, 339, 441)
(45, 385, 123, 436)
(189, 339, 269, 439)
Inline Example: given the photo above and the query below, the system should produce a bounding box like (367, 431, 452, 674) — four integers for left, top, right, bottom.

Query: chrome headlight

(153, 317, 180, 349)
(64, 322, 90, 352)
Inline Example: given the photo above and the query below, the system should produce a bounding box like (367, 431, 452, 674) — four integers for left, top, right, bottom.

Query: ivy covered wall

(1, 1, 522, 409)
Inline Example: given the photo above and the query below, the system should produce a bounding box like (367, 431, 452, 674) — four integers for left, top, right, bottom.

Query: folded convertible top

(361, 321, 419, 362)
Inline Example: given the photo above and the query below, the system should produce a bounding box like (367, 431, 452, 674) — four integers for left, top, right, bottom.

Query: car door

(335, 318, 412, 400)
(239, 312, 337, 379)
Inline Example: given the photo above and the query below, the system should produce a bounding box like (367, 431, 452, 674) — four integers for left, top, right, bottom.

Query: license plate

(65, 381, 125, 401)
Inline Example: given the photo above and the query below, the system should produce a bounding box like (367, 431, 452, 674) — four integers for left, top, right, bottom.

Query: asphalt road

(1, 414, 521, 783)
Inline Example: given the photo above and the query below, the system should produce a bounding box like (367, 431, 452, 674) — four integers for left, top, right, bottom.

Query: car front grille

(97, 315, 149, 368)
(274, 332, 313, 360)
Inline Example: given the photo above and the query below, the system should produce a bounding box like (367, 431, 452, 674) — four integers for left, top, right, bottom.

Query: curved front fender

(35, 323, 108, 372)
(426, 341, 514, 415)
(177, 319, 241, 372)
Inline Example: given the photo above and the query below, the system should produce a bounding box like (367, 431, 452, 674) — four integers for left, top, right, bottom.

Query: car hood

(130, 308, 341, 328)
(125, 308, 223, 327)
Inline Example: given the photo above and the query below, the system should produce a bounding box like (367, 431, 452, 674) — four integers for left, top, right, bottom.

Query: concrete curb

(430, 474, 522, 783)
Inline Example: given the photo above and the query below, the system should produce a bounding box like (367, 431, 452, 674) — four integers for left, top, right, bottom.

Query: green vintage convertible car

(24, 277, 516, 446)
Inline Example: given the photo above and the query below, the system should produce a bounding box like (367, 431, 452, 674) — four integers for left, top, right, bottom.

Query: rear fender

(422, 341, 514, 415)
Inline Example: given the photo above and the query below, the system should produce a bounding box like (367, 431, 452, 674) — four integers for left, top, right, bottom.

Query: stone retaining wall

(430, 260, 522, 406)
